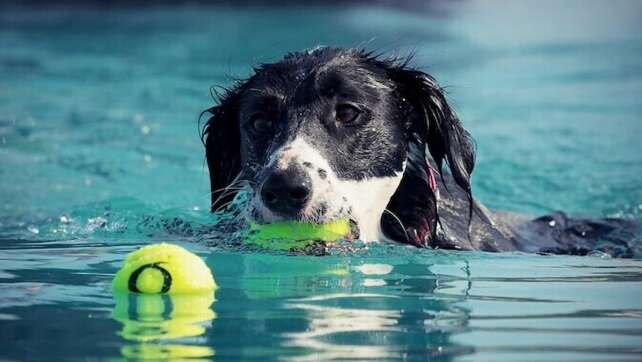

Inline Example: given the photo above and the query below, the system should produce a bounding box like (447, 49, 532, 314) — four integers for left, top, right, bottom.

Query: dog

(202, 47, 638, 257)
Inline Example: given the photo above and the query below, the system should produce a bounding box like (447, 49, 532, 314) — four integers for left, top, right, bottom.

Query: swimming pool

(1, 1, 642, 360)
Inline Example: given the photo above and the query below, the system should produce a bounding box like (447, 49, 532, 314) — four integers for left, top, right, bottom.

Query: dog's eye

(335, 104, 360, 125)
(250, 114, 272, 132)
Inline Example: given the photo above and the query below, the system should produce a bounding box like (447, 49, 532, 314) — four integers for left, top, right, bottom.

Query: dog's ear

(389, 66, 476, 203)
(201, 91, 242, 212)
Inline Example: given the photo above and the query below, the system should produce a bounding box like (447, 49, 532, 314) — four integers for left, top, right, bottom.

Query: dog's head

(202, 47, 474, 243)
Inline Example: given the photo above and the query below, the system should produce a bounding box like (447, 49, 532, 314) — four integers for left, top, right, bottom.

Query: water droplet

(27, 226, 39, 234)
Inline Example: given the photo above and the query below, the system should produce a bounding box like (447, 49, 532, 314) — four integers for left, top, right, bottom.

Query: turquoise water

(1, 1, 642, 360)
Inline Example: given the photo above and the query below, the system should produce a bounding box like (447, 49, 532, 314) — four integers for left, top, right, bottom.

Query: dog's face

(235, 50, 409, 241)
(203, 48, 475, 243)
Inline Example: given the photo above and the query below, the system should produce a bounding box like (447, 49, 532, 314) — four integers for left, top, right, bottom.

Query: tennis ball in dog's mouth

(247, 218, 351, 250)
(112, 243, 217, 294)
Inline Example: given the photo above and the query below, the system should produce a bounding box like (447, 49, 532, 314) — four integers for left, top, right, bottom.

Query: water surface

(1, 1, 642, 360)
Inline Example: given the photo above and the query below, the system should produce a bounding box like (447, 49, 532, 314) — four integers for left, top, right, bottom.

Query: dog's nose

(260, 166, 312, 216)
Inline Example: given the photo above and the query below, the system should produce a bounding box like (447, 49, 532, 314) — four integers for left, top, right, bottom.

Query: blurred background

(1, 0, 641, 226)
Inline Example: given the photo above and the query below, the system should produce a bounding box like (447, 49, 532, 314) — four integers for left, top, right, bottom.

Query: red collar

(427, 164, 437, 193)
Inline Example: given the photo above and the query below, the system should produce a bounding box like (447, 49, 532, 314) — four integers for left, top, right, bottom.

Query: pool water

(1, 1, 642, 360)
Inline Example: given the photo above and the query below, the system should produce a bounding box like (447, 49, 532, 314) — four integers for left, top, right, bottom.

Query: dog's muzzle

(259, 164, 312, 217)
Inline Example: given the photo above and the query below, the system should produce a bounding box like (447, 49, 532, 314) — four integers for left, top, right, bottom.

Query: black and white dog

(202, 47, 637, 256)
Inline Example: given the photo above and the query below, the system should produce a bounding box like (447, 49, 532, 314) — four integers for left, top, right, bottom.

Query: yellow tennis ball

(247, 218, 351, 250)
(112, 243, 217, 294)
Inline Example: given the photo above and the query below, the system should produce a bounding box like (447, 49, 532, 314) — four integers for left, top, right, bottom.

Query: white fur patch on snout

(252, 137, 405, 242)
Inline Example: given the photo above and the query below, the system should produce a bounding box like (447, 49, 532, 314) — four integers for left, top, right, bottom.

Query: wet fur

(202, 47, 639, 257)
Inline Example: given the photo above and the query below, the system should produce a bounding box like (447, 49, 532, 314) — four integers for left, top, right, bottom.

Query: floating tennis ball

(247, 218, 351, 250)
(112, 243, 217, 294)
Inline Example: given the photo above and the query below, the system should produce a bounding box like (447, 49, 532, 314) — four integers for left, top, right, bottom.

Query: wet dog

(202, 47, 638, 256)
